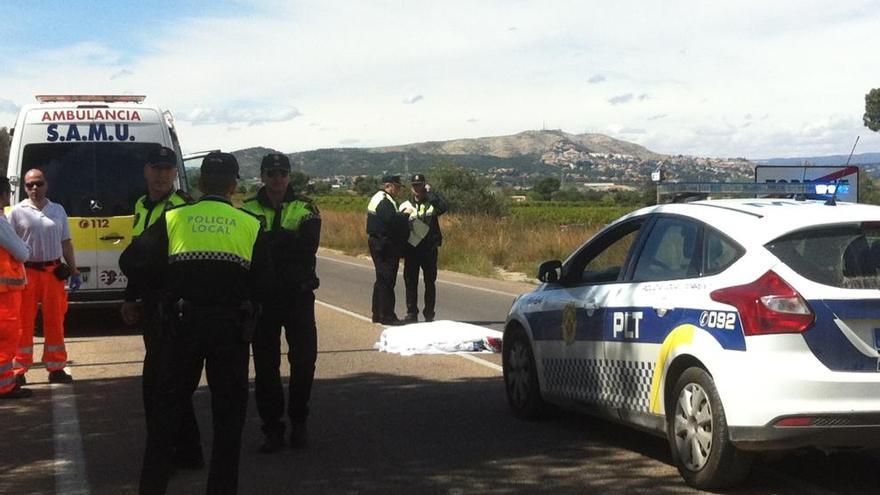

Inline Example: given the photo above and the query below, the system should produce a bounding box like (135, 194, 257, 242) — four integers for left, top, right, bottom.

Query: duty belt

(24, 259, 60, 268)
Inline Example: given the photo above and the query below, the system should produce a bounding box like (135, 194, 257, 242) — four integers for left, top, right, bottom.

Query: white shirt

(8, 199, 71, 262)
(0, 215, 30, 262)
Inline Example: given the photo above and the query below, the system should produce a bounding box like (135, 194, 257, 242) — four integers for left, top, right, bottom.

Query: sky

(1, 0, 879, 159)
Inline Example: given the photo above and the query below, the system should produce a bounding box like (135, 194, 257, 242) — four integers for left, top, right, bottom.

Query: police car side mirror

(537, 260, 562, 283)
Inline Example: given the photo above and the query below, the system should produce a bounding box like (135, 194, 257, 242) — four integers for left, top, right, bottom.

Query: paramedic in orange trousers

(0, 176, 32, 399)
(8, 169, 81, 385)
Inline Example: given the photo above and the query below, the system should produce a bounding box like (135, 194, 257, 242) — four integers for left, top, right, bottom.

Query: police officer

(398, 174, 448, 323)
(241, 153, 320, 452)
(120, 146, 202, 469)
(121, 152, 271, 495)
(366, 175, 411, 325)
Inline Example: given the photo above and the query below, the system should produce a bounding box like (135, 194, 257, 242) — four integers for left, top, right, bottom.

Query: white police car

(503, 196, 880, 489)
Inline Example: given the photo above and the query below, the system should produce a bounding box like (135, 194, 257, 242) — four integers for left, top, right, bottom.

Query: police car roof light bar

(656, 181, 831, 203)
(35, 95, 147, 103)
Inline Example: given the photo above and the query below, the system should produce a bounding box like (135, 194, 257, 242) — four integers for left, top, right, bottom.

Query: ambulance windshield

(20, 142, 166, 218)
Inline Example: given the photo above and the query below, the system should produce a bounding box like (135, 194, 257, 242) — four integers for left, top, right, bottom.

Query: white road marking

(316, 298, 503, 374)
(52, 382, 90, 495)
(317, 255, 522, 297)
(316, 299, 372, 323)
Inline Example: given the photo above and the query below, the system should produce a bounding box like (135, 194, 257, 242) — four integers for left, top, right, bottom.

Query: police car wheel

(668, 367, 753, 489)
(502, 325, 545, 420)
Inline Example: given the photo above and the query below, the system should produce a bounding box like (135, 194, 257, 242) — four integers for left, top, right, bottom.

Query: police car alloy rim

(506, 339, 532, 408)
(673, 382, 713, 472)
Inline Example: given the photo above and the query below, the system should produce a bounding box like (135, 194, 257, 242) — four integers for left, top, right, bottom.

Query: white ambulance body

(4, 95, 190, 304)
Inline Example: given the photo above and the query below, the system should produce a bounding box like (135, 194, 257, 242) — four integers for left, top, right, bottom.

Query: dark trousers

(403, 246, 438, 320)
(142, 310, 201, 458)
(252, 291, 318, 435)
(369, 235, 402, 321)
(140, 309, 250, 495)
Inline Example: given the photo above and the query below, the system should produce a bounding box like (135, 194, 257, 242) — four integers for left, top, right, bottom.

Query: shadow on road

(2, 369, 877, 494)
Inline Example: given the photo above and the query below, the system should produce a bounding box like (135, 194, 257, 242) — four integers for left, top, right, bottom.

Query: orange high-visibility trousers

(15, 267, 68, 374)
(0, 291, 23, 394)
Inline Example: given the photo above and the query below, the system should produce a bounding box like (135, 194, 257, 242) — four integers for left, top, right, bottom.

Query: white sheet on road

(375, 320, 503, 356)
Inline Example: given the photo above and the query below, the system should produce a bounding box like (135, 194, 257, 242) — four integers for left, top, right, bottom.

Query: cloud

(607, 93, 633, 105)
(178, 103, 301, 126)
(339, 138, 359, 145)
(402, 95, 424, 104)
(588, 74, 605, 84)
(110, 69, 134, 80)
(0, 98, 18, 114)
(648, 114, 667, 121)
(620, 127, 647, 134)
(638, 93, 650, 101)
(466, 118, 479, 123)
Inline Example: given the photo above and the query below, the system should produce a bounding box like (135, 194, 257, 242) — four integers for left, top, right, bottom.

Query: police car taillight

(710, 270, 814, 336)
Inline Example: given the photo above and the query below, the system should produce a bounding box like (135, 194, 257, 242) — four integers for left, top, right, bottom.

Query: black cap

(201, 152, 240, 178)
(381, 175, 402, 185)
(260, 153, 291, 172)
(410, 173, 426, 185)
(146, 146, 177, 168)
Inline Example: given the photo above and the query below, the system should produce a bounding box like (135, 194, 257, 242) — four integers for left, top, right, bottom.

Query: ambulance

(4, 95, 195, 304)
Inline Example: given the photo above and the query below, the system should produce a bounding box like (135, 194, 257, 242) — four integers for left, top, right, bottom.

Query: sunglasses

(266, 169, 289, 178)
(25, 181, 45, 189)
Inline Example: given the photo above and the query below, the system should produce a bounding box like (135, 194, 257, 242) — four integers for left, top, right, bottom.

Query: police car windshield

(765, 224, 880, 289)
(21, 143, 161, 218)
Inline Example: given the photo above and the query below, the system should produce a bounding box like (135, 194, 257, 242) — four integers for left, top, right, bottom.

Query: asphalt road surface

(1, 249, 879, 494)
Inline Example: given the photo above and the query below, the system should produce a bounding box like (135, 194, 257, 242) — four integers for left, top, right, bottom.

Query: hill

(230, 130, 730, 183)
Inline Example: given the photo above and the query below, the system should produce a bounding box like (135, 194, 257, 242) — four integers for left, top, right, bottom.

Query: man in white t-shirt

(8, 168, 82, 384)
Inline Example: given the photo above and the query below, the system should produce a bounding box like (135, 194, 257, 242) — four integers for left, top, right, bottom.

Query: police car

(502, 192, 880, 489)
(4, 95, 196, 304)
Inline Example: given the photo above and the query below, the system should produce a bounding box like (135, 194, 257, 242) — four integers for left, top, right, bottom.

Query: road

(1, 249, 878, 494)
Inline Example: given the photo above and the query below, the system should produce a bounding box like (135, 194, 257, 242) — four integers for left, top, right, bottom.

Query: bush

(426, 162, 508, 217)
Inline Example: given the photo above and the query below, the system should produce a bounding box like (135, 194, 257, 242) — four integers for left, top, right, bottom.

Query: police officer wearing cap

(366, 175, 411, 325)
(121, 146, 202, 470)
(398, 173, 448, 323)
(241, 153, 321, 452)
(121, 152, 272, 495)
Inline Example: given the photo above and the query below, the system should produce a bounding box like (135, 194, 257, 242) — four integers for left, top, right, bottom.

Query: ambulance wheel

(502, 325, 545, 419)
(667, 367, 753, 490)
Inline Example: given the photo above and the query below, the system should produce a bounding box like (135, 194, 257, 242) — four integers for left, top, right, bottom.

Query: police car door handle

(99, 234, 125, 241)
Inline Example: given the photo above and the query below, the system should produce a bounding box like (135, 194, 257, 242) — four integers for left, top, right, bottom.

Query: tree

(353, 176, 379, 195)
(427, 162, 508, 216)
(289, 171, 310, 191)
(859, 172, 880, 205)
(310, 181, 332, 195)
(550, 187, 585, 202)
(533, 176, 561, 200)
(865, 88, 880, 132)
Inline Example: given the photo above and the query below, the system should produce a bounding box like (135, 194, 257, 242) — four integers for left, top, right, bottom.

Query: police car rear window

(765, 223, 880, 289)
(21, 142, 161, 218)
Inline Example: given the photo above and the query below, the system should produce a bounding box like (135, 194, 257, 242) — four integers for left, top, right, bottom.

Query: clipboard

(408, 218, 430, 247)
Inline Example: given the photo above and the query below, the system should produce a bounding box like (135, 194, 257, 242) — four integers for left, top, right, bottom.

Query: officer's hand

(121, 301, 141, 325)
(69, 273, 83, 291)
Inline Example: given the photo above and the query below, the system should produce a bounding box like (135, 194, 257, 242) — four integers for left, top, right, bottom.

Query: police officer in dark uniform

(366, 175, 411, 325)
(121, 152, 271, 495)
(398, 173, 448, 323)
(120, 146, 202, 470)
(241, 153, 320, 452)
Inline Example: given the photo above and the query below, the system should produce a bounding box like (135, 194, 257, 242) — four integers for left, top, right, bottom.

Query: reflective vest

(367, 190, 397, 213)
(165, 199, 261, 269)
(133, 190, 189, 237)
(0, 248, 26, 293)
(398, 199, 435, 221)
(241, 195, 318, 233)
